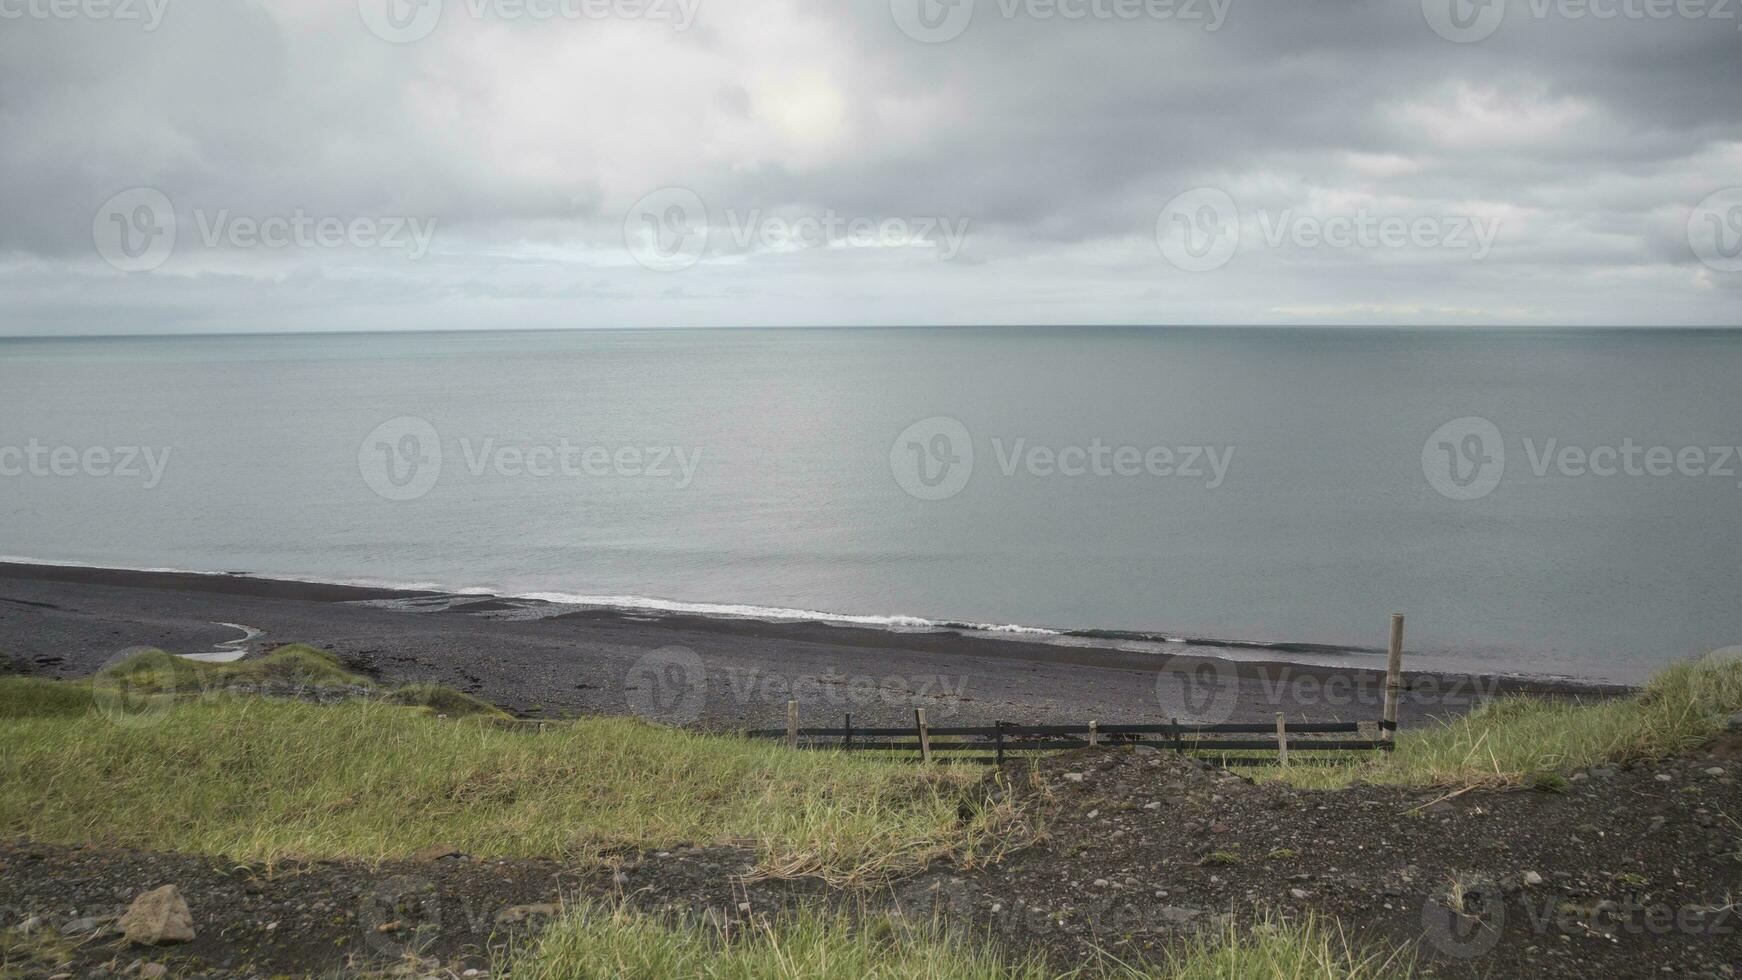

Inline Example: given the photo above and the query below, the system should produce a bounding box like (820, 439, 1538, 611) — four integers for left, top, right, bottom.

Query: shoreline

(0, 558, 1634, 696)
(0, 560, 1636, 730)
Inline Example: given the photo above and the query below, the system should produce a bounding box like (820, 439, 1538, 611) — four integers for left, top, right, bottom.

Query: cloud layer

(2, 0, 1740, 333)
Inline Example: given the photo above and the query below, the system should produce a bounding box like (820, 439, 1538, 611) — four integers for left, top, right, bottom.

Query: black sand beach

(0, 561, 1627, 731)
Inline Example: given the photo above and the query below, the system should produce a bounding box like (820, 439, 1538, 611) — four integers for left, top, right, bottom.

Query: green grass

(0, 679, 1015, 882)
(1268, 653, 1742, 790)
(94, 643, 374, 693)
(380, 682, 510, 719)
(505, 905, 1410, 979)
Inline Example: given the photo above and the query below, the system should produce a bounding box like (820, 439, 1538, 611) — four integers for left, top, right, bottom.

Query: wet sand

(0, 561, 1630, 730)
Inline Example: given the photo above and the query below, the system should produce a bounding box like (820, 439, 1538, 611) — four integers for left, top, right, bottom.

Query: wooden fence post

(1382, 613, 1405, 743)
(994, 721, 1006, 766)
(844, 713, 853, 752)
(916, 708, 932, 764)
(787, 700, 799, 750)
(1275, 712, 1289, 766)
(1087, 719, 1099, 748)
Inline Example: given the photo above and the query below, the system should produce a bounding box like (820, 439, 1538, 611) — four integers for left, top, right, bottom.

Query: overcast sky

(2, 0, 1740, 335)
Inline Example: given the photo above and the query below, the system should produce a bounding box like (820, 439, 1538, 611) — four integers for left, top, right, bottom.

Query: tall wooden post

(1275, 712, 1289, 766)
(1087, 719, 1099, 748)
(915, 708, 932, 764)
(786, 699, 799, 750)
(1382, 613, 1405, 743)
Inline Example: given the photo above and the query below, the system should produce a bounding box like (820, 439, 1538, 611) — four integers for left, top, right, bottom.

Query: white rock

(1523, 871, 1543, 886)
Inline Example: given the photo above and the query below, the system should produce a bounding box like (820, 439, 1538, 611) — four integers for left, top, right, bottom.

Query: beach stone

(495, 903, 561, 925)
(1062, 772, 1085, 783)
(139, 964, 168, 980)
(59, 916, 105, 935)
(1523, 870, 1544, 887)
(118, 886, 195, 946)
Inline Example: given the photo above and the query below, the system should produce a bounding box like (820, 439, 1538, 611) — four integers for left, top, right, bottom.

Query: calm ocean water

(3, 327, 1740, 683)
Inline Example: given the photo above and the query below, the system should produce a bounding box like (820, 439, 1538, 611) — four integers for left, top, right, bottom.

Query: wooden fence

(743, 711, 1394, 765)
(742, 614, 1412, 768)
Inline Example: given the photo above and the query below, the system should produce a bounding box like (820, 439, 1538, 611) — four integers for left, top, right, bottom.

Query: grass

(1266, 652, 1742, 790)
(94, 643, 374, 693)
(0, 675, 1017, 882)
(505, 904, 1410, 979)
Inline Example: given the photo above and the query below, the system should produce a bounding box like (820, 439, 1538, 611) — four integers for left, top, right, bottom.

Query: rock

(1654, 773, 1673, 782)
(412, 844, 466, 862)
(139, 965, 168, 980)
(60, 916, 107, 935)
(1289, 888, 1310, 900)
(1143, 801, 1162, 810)
(1705, 766, 1727, 777)
(495, 903, 561, 925)
(1133, 744, 1159, 755)
(1647, 816, 1667, 834)
(1093, 878, 1109, 888)
(118, 886, 195, 946)
(1523, 870, 1544, 887)
(17, 915, 43, 934)
(1727, 711, 1742, 733)
(1062, 772, 1086, 783)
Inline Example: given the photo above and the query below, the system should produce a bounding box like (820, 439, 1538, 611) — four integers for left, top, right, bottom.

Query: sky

(2, 0, 1740, 335)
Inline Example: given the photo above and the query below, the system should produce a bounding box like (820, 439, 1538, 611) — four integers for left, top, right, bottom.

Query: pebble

(1647, 816, 1667, 833)
(139, 965, 167, 980)
(1654, 773, 1673, 782)
(1523, 871, 1544, 886)
(1062, 772, 1086, 783)
(1705, 766, 1727, 777)
(1289, 888, 1309, 900)
(1143, 801, 1161, 810)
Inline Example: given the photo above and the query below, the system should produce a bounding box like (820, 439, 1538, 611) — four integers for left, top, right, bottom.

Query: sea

(3, 326, 1740, 685)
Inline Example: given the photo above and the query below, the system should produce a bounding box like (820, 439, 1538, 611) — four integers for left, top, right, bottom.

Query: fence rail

(741, 614, 1414, 767)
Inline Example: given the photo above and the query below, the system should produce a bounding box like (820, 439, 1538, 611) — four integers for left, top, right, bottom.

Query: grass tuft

(0, 680, 1014, 883)
(380, 683, 510, 719)
(505, 904, 1410, 979)
(1269, 653, 1742, 790)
